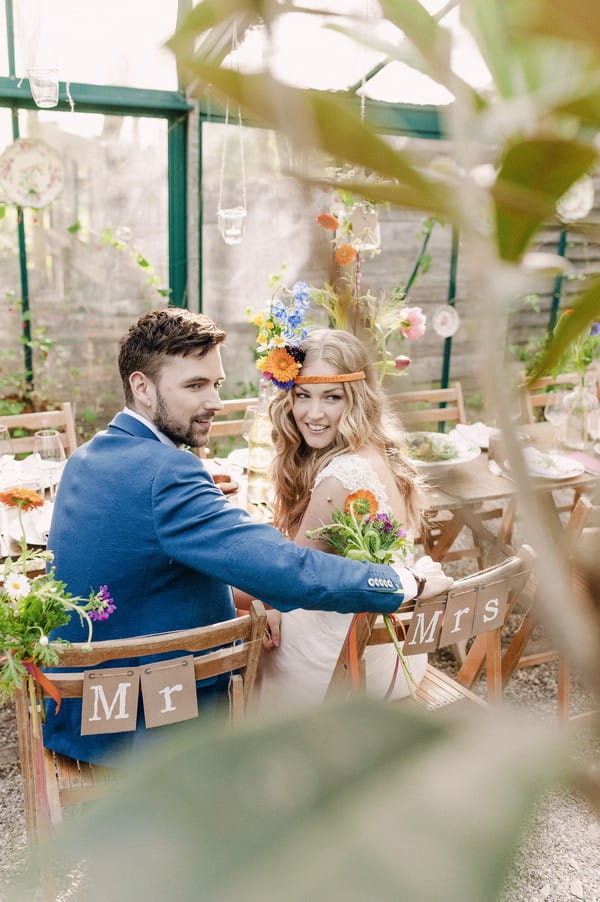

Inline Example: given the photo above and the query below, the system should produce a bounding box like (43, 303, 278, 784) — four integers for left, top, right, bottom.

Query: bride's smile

(292, 363, 348, 449)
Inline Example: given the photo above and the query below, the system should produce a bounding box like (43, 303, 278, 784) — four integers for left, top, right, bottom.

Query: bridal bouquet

(306, 489, 418, 696)
(0, 487, 117, 703)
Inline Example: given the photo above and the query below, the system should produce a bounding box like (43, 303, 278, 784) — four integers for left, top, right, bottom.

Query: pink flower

(394, 355, 411, 371)
(401, 307, 426, 340)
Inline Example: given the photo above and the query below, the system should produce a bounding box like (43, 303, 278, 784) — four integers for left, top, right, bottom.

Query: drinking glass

(241, 406, 257, 443)
(0, 425, 14, 459)
(33, 429, 66, 500)
(543, 392, 566, 448)
(27, 67, 59, 108)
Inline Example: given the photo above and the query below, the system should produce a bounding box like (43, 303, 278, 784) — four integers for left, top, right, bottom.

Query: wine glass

(0, 425, 14, 459)
(33, 429, 66, 500)
(241, 406, 257, 443)
(543, 391, 566, 448)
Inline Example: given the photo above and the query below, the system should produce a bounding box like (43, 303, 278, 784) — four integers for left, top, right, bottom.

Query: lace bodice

(312, 453, 389, 511)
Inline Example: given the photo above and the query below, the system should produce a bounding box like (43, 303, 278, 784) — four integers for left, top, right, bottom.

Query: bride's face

(291, 362, 348, 450)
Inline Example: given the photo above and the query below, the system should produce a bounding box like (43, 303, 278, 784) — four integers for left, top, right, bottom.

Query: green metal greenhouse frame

(1, 0, 488, 394)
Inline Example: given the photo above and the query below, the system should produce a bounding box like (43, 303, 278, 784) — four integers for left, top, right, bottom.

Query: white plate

(405, 431, 480, 474)
(0, 138, 65, 208)
(7, 503, 53, 546)
(227, 448, 249, 470)
(511, 449, 585, 480)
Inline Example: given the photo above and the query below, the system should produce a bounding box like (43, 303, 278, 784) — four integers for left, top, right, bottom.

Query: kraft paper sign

(140, 655, 199, 729)
(404, 598, 446, 654)
(472, 582, 509, 634)
(81, 668, 140, 735)
(439, 586, 477, 647)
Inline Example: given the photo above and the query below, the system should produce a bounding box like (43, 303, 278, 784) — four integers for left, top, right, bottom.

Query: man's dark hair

(118, 307, 227, 404)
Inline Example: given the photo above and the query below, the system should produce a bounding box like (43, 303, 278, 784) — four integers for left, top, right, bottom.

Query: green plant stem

(383, 614, 418, 699)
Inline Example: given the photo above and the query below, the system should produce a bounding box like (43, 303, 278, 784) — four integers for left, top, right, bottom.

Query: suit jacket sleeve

(152, 451, 407, 615)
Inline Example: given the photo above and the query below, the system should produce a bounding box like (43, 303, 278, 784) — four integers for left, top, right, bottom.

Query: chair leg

(485, 629, 504, 703)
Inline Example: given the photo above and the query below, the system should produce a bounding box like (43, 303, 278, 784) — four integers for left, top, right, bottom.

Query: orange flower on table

(335, 243, 358, 266)
(0, 488, 44, 511)
(316, 212, 340, 231)
(344, 489, 378, 518)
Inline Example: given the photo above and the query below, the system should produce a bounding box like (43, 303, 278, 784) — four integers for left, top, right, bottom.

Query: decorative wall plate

(0, 137, 65, 208)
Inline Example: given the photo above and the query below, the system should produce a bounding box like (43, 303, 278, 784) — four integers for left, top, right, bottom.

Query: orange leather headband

(294, 371, 366, 385)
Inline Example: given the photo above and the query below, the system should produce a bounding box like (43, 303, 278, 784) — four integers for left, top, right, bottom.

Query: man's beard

(154, 390, 210, 447)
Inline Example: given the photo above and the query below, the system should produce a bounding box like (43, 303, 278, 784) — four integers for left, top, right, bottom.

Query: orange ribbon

(23, 660, 62, 713)
(346, 613, 365, 691)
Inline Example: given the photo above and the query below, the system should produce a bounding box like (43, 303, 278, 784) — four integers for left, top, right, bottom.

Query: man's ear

(129, 371, 156, 412)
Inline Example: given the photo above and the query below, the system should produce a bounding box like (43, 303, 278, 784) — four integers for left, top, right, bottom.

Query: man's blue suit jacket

(43, 412, 406, 764)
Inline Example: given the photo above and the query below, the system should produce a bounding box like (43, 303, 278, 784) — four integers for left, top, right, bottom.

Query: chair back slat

(44, 600, 267, 716)
(0, 402, 78, 456)
(519, 372, 580, 424)
(388, 382, 466, 429)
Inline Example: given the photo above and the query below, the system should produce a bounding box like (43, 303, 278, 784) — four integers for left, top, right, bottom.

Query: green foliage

(6, 700, 571, 902)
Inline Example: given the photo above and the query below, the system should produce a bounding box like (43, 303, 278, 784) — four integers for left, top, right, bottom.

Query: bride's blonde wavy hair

(270, 329, 422, 538)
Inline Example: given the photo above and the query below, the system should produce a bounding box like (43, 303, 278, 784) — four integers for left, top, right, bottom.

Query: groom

(44, 307, 452, 765)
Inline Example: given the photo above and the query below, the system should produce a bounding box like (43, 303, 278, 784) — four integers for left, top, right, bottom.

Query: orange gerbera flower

(316, 212, 339, 231)
(344, 490, 378, 518)
(335, 243, 358, 266)
(258, 348, 302, 387)
(0, 487, 45, 510)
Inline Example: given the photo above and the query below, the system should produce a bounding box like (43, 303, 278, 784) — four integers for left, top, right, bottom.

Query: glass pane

(8, 0, 179, 89)
(0, 109, 169, 430)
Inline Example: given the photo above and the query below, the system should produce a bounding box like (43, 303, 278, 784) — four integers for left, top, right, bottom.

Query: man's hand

(411, 555, 454, 599)
(263, 608, 281, 649)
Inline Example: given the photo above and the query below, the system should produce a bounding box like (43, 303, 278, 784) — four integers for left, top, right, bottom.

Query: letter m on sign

(81, 668, 140, 735)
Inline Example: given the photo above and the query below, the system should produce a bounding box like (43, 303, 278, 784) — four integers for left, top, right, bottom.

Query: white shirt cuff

(391, 565, 418, 601)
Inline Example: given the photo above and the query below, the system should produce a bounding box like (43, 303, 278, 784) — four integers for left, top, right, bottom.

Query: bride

(248, 328, 446, 713)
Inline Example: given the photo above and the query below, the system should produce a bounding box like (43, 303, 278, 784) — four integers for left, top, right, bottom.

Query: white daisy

(4, 572, 31, 600)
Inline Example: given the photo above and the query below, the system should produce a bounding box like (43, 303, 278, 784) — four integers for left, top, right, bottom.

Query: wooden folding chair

(0, 402, 78, 457)
(14, 599, 267, 841)
(388, 382, 490, 569)
(458, 496, 599, 720)
(520, 371, 581, 424)
(388, 381, 467, 430)
(326, 546, 534, 710)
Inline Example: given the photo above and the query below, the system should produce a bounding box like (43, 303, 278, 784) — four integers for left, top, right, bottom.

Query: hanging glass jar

(336, 202, 381, 252)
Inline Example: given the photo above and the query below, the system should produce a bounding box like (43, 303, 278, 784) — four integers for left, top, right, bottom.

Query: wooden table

(418, 422, 599, 564)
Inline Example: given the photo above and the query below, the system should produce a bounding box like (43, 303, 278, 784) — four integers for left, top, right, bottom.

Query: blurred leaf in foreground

(9, 698, 570, 902)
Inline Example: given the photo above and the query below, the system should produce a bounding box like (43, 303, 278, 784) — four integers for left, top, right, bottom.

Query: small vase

(561, 380, 600, 450)
(247, 379, 276, 506)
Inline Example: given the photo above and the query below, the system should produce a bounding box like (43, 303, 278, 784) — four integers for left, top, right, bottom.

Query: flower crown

(251, 282, 366, 390)
(251, 282, 311, 389)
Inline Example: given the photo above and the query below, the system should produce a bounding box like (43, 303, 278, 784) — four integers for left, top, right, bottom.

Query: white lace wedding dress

(256, 453, 428, 714)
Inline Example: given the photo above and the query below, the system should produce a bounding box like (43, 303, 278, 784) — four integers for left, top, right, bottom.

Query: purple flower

(590, 322, 600, 336)
(372, 512, 395, 533)
(90, 584, 117, 622)
(396, 527, 408, 539)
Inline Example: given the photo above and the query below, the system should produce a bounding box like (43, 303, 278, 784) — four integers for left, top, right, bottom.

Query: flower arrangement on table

(306, 489, 418, 698)
(0, 487, 116, 706)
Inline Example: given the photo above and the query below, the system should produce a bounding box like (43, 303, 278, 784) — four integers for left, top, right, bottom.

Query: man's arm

(153, 453, 422, 615)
